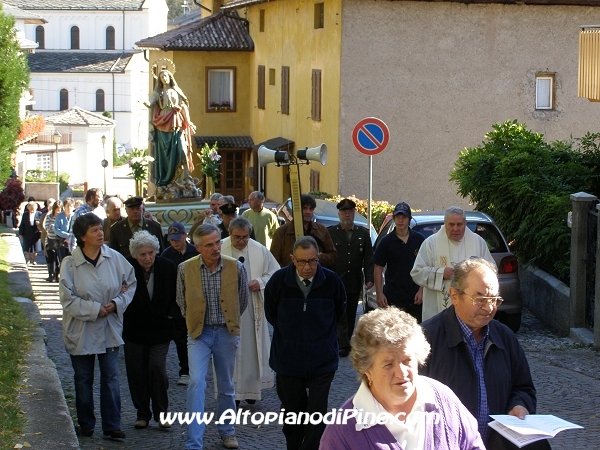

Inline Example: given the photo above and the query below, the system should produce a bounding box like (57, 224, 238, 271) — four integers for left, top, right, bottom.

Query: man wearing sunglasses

(420, 258, 546, 450)
(265, 236, 346, 450)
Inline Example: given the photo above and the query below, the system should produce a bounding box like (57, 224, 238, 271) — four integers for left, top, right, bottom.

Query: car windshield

(411, 222, 508, 253)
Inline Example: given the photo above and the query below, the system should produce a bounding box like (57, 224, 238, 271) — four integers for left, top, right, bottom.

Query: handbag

(45, 238, 58, 251)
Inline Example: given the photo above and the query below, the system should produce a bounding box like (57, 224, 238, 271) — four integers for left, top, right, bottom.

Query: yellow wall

(239, 0, 343, 203)
(148, 49, 252, 179)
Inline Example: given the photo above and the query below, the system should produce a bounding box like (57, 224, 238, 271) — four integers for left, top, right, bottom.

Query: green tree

(450, 120, 600, 283)
(166, 0, 200, 20)
(0, 6, 30, 182)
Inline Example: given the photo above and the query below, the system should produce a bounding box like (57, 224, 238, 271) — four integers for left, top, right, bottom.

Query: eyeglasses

(459, 291, 504, 308)
(200, 240, 222, 249)
(231, 235, 250, 242)
(294, 258, 319, 268)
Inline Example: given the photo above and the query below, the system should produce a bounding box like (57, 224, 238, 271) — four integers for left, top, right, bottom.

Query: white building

(20, 107, 116, 192)
(16, 0, 168, 150)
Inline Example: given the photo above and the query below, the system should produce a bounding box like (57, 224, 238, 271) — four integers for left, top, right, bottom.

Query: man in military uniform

(109, 196, 164, 257)
(327, 198, 374, 357)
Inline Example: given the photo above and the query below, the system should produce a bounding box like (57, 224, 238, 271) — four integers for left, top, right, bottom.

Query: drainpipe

(122, 10, 125, 50)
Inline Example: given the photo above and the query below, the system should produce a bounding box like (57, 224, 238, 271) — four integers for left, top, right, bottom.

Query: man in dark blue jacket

(420, 258, 547, 450)
(265, 236, 346, 450)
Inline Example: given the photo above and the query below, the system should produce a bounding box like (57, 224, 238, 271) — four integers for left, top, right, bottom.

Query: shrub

(324, 194, 395, 231)
(450, 120, 599, 283)
(0, 178, 25, 217)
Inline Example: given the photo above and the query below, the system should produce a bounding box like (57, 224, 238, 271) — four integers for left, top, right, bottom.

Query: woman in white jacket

(59, 213, 136, 439)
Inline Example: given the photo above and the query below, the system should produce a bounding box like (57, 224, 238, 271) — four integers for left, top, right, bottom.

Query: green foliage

(197, 143, 221, 186)
(325, 195, 395, 231)
(113, 147, 130, 167)
(165, 0, 200, 20)
(308, 191, 334, 200)
(24, 170, 69, 193)
(25, 169, 55, 182)
(0, 7, 30, 182)
(450, 120, 600, 283)
(128, 148, 153, 181)
(0, 239, 33, 449)
(59, 172, 69, 194)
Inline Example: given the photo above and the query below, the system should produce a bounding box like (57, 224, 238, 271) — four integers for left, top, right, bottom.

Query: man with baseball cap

(327, 198, 373, 357)
(373, 201, 425, 321)
(109, 196, 164, 257)
(161, 222, 198, 386)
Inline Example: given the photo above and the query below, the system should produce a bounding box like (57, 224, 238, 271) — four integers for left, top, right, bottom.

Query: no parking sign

(352, 117, 390, 155)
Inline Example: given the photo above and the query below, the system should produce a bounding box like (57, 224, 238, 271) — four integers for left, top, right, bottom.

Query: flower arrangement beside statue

(197, 143, 221, 198)
(220, 100, 231, 110)
(128, 148, 154, 196)
(210, 102, 220, 110)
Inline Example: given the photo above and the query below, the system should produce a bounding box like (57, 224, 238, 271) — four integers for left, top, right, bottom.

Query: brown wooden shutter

(258, 65, 266, 109)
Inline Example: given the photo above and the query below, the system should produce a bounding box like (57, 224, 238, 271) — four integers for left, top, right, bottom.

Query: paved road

(25, 256, 600, 449)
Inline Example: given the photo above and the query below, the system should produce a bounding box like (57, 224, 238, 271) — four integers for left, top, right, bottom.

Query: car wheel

(496, 312, 521, 333)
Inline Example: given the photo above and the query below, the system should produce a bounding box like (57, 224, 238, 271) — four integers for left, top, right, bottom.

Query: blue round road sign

(352, 117, 390, 155)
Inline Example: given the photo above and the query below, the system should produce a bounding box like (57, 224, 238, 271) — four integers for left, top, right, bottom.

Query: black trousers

(337, 291, 361, 351)
(124, 340, 170, 422)
(173, 316, 189, 376)
(388, 297, 422, 323)
(276, 371, 335, 450)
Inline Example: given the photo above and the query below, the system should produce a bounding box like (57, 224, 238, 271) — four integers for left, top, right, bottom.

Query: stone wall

(24, 182, 59, 203)
(520, 265, 571, 337)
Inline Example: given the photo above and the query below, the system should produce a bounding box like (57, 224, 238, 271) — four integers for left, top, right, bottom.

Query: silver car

(366, 211, 522, 332)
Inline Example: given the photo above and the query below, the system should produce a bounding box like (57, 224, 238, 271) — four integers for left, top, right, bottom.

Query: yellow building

(140, 0, 600, 209)
(137, 0, 340, 204)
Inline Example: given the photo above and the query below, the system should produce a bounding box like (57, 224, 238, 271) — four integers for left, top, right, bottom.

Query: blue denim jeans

(185, 325, 239, 450)
(70, 347, 121, 432)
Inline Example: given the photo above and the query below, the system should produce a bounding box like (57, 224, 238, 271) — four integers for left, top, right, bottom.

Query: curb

(3, 233, 79, 449)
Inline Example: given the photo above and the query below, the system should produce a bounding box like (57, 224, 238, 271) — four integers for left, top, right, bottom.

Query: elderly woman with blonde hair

(123, 230, 178, 429)
(320, 307, 484, 450)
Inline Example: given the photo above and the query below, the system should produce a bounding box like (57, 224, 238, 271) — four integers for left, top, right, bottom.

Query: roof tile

(194, 135, 254, 149)
(46, 106, 115, 126)
(12, 0, 144, 10)
(27, 51, 137, 73)
(136, 11, 253, 51)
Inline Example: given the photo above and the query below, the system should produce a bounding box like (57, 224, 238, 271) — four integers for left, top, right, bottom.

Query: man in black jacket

(109, 196, 164, 257)
(420, 258, 547, 450)
(265, 236, 346, 450)
(327, 198, 373, 357)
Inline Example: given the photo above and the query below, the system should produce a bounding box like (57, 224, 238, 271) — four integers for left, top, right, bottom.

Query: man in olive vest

(176, 224, 249, 450)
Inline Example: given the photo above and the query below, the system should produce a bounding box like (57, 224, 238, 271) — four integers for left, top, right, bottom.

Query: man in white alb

(411, 206, 495, 321)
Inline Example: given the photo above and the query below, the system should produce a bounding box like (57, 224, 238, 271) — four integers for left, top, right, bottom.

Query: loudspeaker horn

(258, 145, 289, 167)
(297, 144, 327, 165)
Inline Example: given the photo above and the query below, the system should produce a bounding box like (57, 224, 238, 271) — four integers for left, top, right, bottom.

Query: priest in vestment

(411, 206, 495, 321)
(221, 217, 278, 402)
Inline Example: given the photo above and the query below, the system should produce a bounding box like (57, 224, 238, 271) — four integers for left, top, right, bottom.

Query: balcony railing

(33, 131, 72, 145)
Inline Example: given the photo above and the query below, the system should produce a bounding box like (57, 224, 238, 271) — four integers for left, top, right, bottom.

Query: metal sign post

(352, 117, 390, 232)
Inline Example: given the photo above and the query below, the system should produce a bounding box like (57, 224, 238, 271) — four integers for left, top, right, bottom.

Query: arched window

(59, 89, 68, 110)
(70, 26, 80, 49)
(106, 26, 115, 50)
(96, 89, 105, 112)
(35, 26, 45, 49)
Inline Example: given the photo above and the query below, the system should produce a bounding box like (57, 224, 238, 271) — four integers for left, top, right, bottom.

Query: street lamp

(53, 130, 61, 183)
(101, 135, 108, 194)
